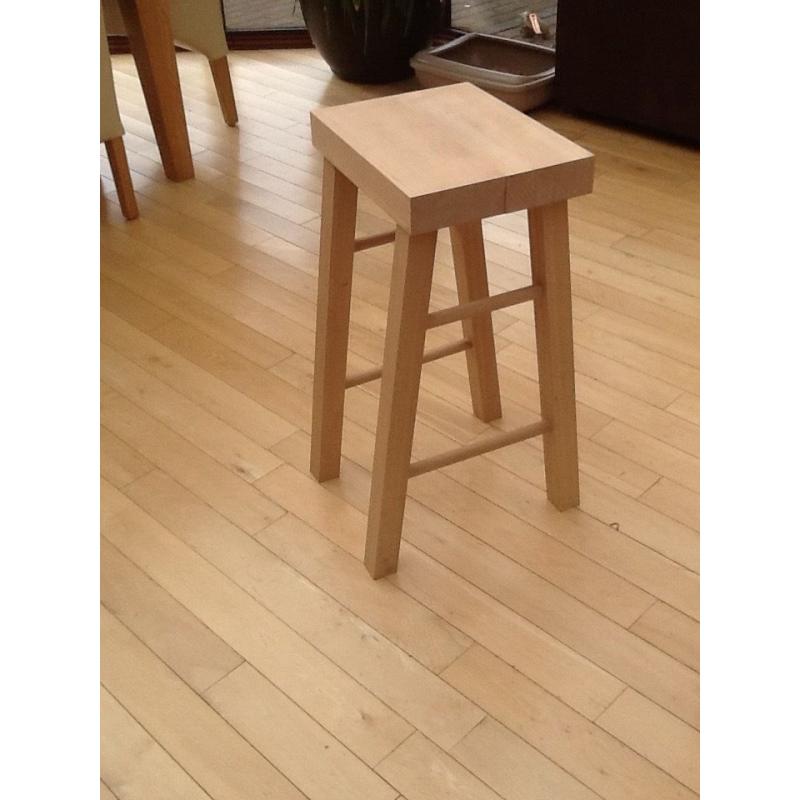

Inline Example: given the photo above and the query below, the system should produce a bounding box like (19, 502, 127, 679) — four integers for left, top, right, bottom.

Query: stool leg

(450, 221, 502, 421)
(365, 229, 438, 579)
(310, 160, 358, 482)
(528, 201, 580, 509)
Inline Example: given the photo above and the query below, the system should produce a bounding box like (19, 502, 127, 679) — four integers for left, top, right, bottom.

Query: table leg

(116, 0, 194, 181)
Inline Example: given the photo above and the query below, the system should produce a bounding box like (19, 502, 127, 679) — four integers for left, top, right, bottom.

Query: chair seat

(310, 82, 594, 233)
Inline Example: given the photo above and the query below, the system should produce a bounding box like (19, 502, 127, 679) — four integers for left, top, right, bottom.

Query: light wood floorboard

(101, 49, 699, 800)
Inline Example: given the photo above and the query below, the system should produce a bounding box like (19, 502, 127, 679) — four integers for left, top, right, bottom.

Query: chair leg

(104, 137, 139, 220)
(450, 220, 502, 422)
(310, 160, 358, 482)
(365, 228, 438, 579)
(209, 56, 238, 127)
(116, 0, 194, 180)
(528, 201, 579, 509)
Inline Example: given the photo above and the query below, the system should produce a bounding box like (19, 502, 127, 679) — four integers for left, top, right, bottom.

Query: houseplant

(299, 0, 444, 83)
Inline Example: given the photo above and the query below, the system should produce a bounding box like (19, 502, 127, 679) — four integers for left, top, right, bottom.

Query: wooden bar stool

(309, 84, 594, 579)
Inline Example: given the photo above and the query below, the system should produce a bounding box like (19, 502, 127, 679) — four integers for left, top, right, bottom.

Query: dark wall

(555, 0, 699, 142)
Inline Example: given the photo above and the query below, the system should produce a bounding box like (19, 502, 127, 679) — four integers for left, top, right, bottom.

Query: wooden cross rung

(408, 420, 550, 477)
(426, 284, 541, 329)
(354, 230, 396, 252)
(345, 338, 472, 389)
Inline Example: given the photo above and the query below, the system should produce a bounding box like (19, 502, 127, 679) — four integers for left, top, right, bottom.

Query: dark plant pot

(299, 0, 443, 84)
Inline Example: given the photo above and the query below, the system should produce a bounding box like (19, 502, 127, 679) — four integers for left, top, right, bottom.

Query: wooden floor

(100, 49, 699, 800)
(452, 0, 557, 43)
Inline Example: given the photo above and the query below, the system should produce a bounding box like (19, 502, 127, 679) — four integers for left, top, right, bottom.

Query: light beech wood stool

(309, 83, 594, 579)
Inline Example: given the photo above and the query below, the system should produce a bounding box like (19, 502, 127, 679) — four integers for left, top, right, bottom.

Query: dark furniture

(555, 0, 699, 142)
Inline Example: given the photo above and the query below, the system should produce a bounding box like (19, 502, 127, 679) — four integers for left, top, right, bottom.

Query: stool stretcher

(354, 230, 396, 251)
(408, 420, 550, 477)
(426, 285, 541, 329)
(345, 338, 472, 388)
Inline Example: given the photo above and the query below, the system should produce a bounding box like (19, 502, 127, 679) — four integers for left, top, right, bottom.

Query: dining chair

(103, 0, 238, 126)
(101, 7, 138, 220)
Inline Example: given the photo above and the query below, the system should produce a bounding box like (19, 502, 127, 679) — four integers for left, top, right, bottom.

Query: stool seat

(311, 82, 594, 233)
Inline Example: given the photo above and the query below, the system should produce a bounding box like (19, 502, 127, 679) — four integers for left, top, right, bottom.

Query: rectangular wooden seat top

(310, 82, 594, 233)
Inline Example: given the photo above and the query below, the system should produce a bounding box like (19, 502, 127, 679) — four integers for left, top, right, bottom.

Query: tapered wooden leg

(450, 220, 502, 421)
(117, 0, 194, 181)
(209, 56, 238, 127)
(528, 201, 579, 509)
(365, 229, 438, 579)
(105, 137, 139, 220)
(310, 161, 358, 482)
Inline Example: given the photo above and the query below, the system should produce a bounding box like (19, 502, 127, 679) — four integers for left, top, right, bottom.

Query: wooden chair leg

(104, 137, 139, 220)
(365, 228, 438, 579)
(450, 220, 502, 422)
(116, 0, 194, 181)
(528, 201, 579, 509)
(310, 160, 358, 482)
(209, 56, 238, 127)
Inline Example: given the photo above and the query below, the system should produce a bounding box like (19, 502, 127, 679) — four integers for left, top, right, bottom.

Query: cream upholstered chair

(103, 0, 238, 126)
(101, 8, 138, 220)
